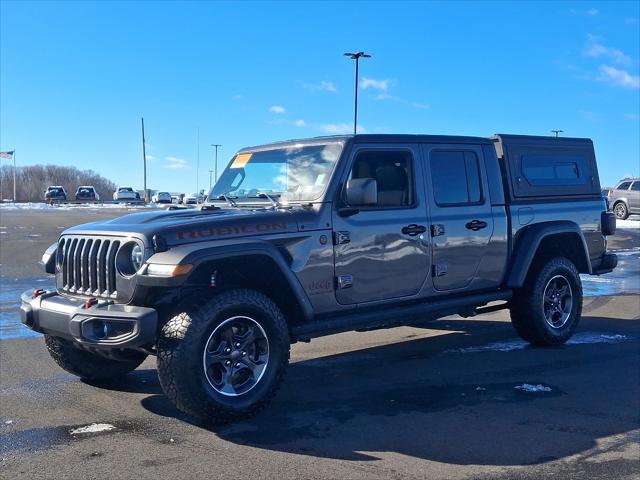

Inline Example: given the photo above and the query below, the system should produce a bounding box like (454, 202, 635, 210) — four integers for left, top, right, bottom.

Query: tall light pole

(344, 51, 371, 134)
(208, 169, 214, 191)
(551, 129, 564, 138)
(141, 118, 147, 202)
(210, 144, 222, 183)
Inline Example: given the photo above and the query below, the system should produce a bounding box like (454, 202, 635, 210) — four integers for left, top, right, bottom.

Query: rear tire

(156, 289, 290, 424)
(613, 201, 629, 220)
(510, 257, 583, 346)
(45, 335, 147, 380)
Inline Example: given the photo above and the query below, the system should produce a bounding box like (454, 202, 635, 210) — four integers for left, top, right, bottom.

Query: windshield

(209, 142, 344, 203)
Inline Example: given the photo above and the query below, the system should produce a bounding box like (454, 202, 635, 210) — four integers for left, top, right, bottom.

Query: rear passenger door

(423, 144, 494, 292)
(630, 181, 640, 212)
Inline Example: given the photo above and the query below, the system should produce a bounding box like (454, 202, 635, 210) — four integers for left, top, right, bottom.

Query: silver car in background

(608, 177, 640, 219)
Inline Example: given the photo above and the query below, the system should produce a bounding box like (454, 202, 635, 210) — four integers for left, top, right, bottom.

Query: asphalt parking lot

(1, 208, 639, 479)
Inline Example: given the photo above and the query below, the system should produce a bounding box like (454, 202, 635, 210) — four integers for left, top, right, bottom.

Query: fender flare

(506, 221, 592, 288)
(143, 241, 314, 323)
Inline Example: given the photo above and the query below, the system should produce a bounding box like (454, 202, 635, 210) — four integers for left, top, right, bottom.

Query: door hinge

(432, 262, 447, 277)
(336, 274, 354, 289)
(333, 231, 351, 245)
(431, 224, 445, 237)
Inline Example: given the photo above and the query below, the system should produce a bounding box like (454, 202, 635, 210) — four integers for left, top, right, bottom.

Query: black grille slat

(58, 235, 120, 298)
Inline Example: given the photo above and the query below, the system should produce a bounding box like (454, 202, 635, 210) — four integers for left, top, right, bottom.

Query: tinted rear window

(430, 151, 482, 205)
(617, 181, 632, 190)
(522, 155, 584, 185)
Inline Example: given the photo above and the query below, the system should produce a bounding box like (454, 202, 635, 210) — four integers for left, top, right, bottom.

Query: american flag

(0, 151, 14, 159)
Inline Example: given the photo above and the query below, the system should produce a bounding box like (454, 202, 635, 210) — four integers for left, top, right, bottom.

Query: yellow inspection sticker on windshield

(230, 153, 252, 169)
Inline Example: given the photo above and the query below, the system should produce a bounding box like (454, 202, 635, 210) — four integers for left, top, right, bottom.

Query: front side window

(348, 150, 414, 208)
(430, 150, 482, 206)
(210, 142, 344, 203)
(617, 181, 632, 190)
(631, 182, 640, 191)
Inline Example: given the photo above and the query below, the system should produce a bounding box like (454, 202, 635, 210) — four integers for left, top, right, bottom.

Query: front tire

(45, 335, 147, 380)
(509, 257, 583, 346)
(613, 201, 629, 220)
(156, 289, 290, 424)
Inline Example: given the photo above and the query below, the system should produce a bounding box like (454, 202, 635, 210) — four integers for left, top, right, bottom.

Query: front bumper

(20, 290, 157, 349)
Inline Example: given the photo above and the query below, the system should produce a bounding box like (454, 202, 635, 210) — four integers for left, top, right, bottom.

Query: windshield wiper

(214, 194, 238, 207)
(251, 192, 280, 208)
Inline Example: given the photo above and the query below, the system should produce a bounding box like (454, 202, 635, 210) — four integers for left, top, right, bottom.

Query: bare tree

(0, 164, 117, 202)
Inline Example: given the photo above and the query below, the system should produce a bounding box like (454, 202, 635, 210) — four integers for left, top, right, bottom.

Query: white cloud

(410, 101, 431, 110)
(269, 105, 286, 114)
(233, 94, 244, 100)
(625, 17, 638, 25)
(598, 65, 640, 89)
(587, 8, 598, 16)
(321, 123, 367, 134)
(294, 119, 306, 127)
(303, 80, 337, 92)
(360, 77, 390, 92)
(584, 34, 632, 66)
(570, 8, 598, 16)
(145, 154, 155, 161)
(164, 156, 188, 169)
(624, 113, 640, 120)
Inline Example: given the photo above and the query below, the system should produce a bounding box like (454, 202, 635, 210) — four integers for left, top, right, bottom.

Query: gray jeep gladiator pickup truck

(21, 133, 618, 423)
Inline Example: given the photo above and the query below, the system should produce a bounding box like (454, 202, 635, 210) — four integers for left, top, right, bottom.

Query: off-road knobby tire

(45, 335, 147, 380)
(509, 257, 583, 346)
(156, 289, 290, 424)
(613, 201, 629, 220)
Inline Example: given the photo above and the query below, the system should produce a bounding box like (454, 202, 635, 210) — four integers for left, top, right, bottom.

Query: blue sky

(1, 1, 638, 192)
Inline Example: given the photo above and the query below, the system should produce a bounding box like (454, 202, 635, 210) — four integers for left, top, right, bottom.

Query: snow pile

(567, 333, 629, 345)
(514, 384, 552, 393)
(69, 423, 116, 435)
(616, 219, 640, 229)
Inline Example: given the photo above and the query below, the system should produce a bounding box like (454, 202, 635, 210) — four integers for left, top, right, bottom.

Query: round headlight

(131, 244, 143, 271)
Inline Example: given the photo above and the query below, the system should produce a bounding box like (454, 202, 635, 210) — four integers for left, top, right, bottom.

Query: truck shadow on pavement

(136, 316, 638, 466)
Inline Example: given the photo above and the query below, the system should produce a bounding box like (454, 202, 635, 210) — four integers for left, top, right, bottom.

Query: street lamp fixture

(344, 51, 371, 135)
(551, 129, 564, 138)
(210, 144, 222, 184)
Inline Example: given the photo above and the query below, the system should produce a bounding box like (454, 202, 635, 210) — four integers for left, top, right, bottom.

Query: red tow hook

(31, 288, 46, 299)
(83, 297, 98, 309)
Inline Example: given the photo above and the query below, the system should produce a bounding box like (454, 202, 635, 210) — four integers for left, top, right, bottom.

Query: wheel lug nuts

(224, 360, 231, 366)
(234, 342, 241, 348)
(235, 362, 241, 367)
(241, 351, 246, 356)
(224, 347, 231, 353)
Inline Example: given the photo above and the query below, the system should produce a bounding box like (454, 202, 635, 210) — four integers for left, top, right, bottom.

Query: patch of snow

(446, 339, 528, 353)
(616, 219, 640, 229)
(445, 332, 631, 354)
(567, 333, 629, 345)
(475, 386, 486, 391)
(514, 384, 552, 393)
(27, 234, 41, 238)
(4, 420, 13, 425)
(70, 423, 116, 435)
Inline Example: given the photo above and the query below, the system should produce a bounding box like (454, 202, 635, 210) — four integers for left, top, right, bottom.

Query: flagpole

(12, 150, 16, 202)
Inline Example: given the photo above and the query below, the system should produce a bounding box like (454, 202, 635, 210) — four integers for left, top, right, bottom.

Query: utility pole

(210, 144, 222, 183)
(551, 129, 564, 138)
(196, 128, 200, 201)
(12, 150, 16, 201)
(208, 169, 214, 191)
(141, 118, 147, 202)
(344, 51, 371, 134)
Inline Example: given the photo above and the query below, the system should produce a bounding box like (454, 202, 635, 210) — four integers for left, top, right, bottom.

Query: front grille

(58, 236, 121, 298)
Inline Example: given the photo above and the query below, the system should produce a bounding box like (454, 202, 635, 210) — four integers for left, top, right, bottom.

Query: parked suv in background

(75, 186, 99, 202)
(113, 186, 138, 202)
(608, 177, 640, 219)
(152, 192, 172, 204)
(44, 186, 67, 203)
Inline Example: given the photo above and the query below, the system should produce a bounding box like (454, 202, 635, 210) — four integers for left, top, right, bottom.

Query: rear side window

(430, 151, 482, 206)
(617, 181, 632, 190)
(631, 182, 640, 191)
(522, 155, 584, 185)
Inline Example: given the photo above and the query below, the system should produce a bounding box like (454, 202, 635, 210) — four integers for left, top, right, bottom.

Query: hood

(62, 205, 320, 246)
